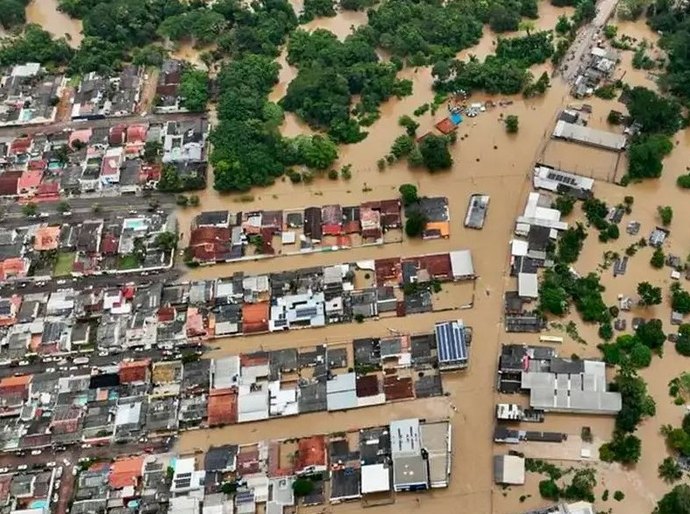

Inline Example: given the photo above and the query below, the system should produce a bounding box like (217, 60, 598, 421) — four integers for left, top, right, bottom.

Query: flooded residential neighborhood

(0, 1, 687, 514)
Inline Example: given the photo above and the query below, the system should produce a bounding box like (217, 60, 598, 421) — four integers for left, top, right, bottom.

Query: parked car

(17, 465, 27, 471)
(30, 450, 42, 455)
(46, 462, 56, 468)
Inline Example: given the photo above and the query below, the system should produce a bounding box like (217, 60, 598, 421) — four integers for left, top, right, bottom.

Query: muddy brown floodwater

(170, 8, 690, 514)
(25, 0, 83, 47)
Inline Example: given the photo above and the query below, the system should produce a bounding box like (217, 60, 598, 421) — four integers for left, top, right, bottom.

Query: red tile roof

(242, 303, 269, 334)
(126, 125, 147, 143)
(110, 456, 144, 489)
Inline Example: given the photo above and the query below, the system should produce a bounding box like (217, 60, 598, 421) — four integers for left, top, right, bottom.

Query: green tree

(629, 343, 652, 368)
(408, 148, 424, 167)
(599, 432, 642, 464)
(180, 69, 210, 112)
(155, 232, 179, 252)
(300, 0, 336, 22)
(658, 205, 673, 226)
(654, 484, 690, 514)
(292, 478, 315, 497)
(399, 184, 419, 206)
(637, 281, 662, 306)
(651, 247, 665, 269)
(658, 457, 683, 484)
(552, 195, 575, 216)
(627, 86, 681, 135)
(672, 284, 690, 314)
(505, 114, 519, 133)
(628, 135, 673, 179)
(0, 24, 74, 67)
(418, 135, 452, 171)
(295, 135, 338, 170)
(555, 15, 571, 34)
(676, 325, 690, 356)
(390, 135, 415, 159)
(405, 210, 428, 238)
(398, 115, 419, 136)
(557, 224, 587, 263)
(539, 479, 560, 500)
(636, 318, 666, 352)
(22, 202, 38, 217)
(57, 200, 71, 213)
(0, 0, 26, 29)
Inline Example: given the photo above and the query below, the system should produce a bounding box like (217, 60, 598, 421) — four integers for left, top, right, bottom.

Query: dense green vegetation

(157, 164, 205, 193)
(675, 324, 690, 356)
(299, 0, 336, 22)
(625, 87, 680, 180)
(0, 0, 28, 29)
(179, 68, 210, 112)
(539, 264, 609, 329)
(598, 369, 655, 464)
(599, 334, 653, 369)
(211, 54, 286, 191)
(433, 31, 554, 96)
(367, 0, 484, 63)
(282, 28, 412, 143)
(654, 484, 690, 514)
(0, 25, 74, 67)
(536, 468, 597, 503)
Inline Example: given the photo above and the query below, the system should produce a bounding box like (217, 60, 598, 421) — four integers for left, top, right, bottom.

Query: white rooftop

(361, 464, 391, 494)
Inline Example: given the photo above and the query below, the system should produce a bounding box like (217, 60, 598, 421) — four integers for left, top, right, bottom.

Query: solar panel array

(174, 472, 192, 489)
(435, 321, 467, 364)
(546, 171, 577, 186)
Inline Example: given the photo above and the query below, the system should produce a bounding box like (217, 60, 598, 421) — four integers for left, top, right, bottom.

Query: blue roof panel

(435, 321, 467, 363)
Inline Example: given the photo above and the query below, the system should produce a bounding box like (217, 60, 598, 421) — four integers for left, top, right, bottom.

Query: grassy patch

(53, 252, 75, 276)
(117, 254, 141, 270)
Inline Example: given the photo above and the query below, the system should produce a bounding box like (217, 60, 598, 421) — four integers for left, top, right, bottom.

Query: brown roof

(242, 303, 269, 334)
(296, 435, 327, 472)
(189, 227, 230, 246)
(375, 258, 401, 287)
(0, 170, 21, 195)
(208, 388, 237, 426)
(383, 375, 414, 401)
(403, 253, 452, 280)
(356, 375, 380, 397)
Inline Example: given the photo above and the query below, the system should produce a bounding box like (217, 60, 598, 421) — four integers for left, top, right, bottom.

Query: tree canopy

(282, 28, 412, 143)
(418, 134, 452, 171)
(0, 25, 74, 67)
(179, 68, 210, 112)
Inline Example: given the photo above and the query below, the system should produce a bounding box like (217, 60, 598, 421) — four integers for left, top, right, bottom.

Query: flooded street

(162, 6, 690, 513)
(26, 0, 82, 47)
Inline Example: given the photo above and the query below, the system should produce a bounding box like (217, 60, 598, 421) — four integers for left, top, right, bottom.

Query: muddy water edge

(170, 10, 690, 514)
(25, 0, 82, 47)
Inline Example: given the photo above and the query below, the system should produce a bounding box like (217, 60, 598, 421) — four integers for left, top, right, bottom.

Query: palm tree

(658, 457, 683, 484)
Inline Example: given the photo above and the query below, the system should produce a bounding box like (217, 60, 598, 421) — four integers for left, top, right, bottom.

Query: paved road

(0, 112, 205, 138)
(559, 0, 620, 83)
(0, 268, 182, 297)
(0, 194, 177, 228)
(0, 347, 184, 379)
